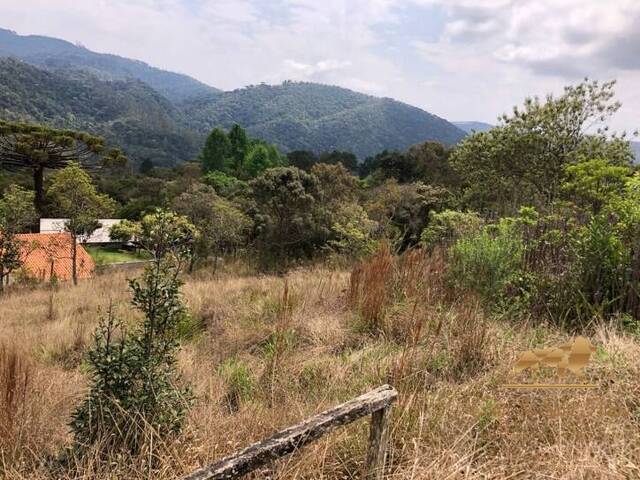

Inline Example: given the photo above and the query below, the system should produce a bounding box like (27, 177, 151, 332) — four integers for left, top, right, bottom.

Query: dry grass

(0, 255, 639, 479)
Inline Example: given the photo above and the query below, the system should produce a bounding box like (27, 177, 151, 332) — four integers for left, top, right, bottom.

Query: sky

(1, 0, 639, 133)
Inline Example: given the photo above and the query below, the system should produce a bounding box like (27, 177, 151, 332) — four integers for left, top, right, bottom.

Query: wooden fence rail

(184, 384, 398, 480)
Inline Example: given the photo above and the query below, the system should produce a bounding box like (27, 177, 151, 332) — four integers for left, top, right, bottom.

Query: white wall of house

(40, 218, 123, 244)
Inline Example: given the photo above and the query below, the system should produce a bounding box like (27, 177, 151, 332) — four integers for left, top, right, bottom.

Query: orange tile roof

(15, 233, 95, 282)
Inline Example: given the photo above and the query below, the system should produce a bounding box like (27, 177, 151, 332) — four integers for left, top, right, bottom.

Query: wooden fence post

(365, 404, 392, 479)
(184, 385, 397, 480)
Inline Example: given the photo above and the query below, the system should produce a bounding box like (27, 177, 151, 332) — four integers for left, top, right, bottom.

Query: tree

(318, 150, 358, 173)
(0, 120, 126, 213)
(365, 180, 451, 251)
(200, 128, 231, 173)
(563, 158, 631, 214)
(47, 163, 116, 285)
(450, 79, 633, 213)
(172, 184, 250, 272)
(71, 210, 197, 456)
(109, 210, 198, 262)
(138, 158, 154, 175)
(250, 167, 323, 262)
(287, 150, 318, 171)
(228, 124, 249, 172)
(0, 185, 37, 291)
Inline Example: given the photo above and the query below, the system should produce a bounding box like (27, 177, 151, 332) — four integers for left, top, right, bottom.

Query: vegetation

(2, 73, 640, 479)
(0, 185, 36, 291)
(85, 246, 150, 265)
(0, 117, 125, 213)
(47, 163, 116, 284)
(0, 27, 220, 103)
(0, 54, 465, 164)
(0, 59, 198, 167)
(71, 211, 196, 457)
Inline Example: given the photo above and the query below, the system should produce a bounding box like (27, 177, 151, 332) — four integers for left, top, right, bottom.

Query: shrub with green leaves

(448, 219, 524, 305)
(420, 209, 483, 250)
(71, 211, 196, 457)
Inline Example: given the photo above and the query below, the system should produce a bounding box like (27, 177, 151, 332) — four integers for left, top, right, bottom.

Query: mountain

(0, 29, 468, 164)
(0, 58, 201, 165)
(632, 142, 640, 163)
(0, 28, 220, 103)
(453, 121, 494, 134)
(182, 82, 466, 158)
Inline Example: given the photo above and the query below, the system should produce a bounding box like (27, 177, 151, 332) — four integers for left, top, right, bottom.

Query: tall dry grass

(0, 258, 639, 479)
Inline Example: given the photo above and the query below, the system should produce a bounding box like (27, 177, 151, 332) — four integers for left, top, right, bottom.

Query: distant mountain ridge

(182, 82, 466, 158)
(453, 121, 494, 134)
(0, 28, 220, 103)
(0, 58, 201, 165)
(0, 27, 467, 163)
(632, 141, 640, 163)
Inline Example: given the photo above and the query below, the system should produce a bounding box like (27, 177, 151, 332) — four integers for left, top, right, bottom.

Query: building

(39, 218, 123, 244)
(13, 233, 95, 282)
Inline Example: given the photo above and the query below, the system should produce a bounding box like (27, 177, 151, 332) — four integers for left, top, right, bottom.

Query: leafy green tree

(203, 170, 250, 199)
(366, 180, 450, 251)
(47, 163, 116, 285)
(200, 128, 231, 173)
(109, 210, 198, 262)
(245, 144, 271, 178)
(451, 79, 633, 213)
(0, 120, 126, 213)
(287, 150, 318, 171)
(250, 167, 322, 262)
(318, 150, 358, 173)
(172, 184, 250, 272)
(563, 158, 631, 214)
(71, 211, 197, 456)
(0, 185, 37, 291)
(228, 124, 249, 172)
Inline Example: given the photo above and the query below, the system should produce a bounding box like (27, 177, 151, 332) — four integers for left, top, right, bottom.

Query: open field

(1, 256, 639, 479)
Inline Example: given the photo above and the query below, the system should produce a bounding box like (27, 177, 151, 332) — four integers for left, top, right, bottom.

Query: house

(13, 233, 95, 282)
(39, 218, 124, 245)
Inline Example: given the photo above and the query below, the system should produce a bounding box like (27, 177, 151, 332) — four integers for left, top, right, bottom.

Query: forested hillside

(0, 28, 219, 102)
(0, 28, 466, 163)
(0, 58, 201, 165)
(183, 82, 465, 158)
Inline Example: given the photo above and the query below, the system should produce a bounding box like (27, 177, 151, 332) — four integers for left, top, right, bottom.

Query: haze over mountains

(0, 27, 466, 164)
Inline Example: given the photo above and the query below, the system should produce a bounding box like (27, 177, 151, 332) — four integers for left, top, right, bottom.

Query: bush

(448, 220, 524, 305)
(420, 209, 483, 250)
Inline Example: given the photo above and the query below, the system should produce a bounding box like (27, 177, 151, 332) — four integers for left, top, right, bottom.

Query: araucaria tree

(71, 210, 197, 457)
(0, 120, 126, 213)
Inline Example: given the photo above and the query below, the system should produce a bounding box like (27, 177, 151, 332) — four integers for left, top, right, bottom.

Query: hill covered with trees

(0, 58, 201, 165)
(0, 27, 219, 103)
(182, 82, 465, 158)
(0, 28, 466, 163)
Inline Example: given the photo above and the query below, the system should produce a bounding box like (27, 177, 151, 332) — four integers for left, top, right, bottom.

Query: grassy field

(1, 251, 639, 479)
(85, 246, 151, 265)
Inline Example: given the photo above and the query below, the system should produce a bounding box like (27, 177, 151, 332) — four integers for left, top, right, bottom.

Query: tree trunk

(33, 166, 45, 215)
(71, 235, 78, 286)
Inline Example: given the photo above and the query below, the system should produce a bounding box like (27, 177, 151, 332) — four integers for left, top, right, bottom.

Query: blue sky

(2, 0, 639, 133)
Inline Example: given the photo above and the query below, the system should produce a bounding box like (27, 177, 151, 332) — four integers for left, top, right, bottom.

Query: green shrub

(420, 209, 483, 250)
(448, 220, 524, 305)
(574, 215, 629, 318)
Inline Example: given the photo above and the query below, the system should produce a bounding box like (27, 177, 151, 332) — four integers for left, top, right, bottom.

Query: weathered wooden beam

(184, 384, 398, 480)
(365, 405, 392, 480)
